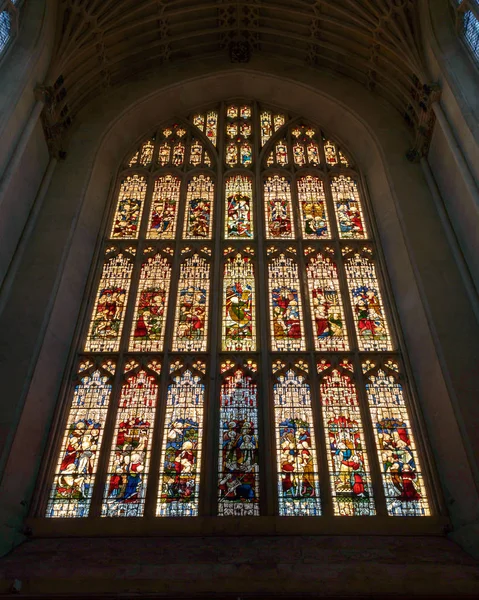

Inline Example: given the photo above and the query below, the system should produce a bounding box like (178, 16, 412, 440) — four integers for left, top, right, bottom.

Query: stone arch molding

(2, 62, 479, 551)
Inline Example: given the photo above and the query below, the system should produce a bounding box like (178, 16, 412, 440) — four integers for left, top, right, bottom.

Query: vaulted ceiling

(44, 0, 438, 156)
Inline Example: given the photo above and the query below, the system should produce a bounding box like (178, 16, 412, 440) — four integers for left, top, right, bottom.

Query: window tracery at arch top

(44, 101, 432, 521)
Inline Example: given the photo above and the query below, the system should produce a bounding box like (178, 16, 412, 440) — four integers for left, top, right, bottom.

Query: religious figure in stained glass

(225, 175, 254, 239)
(157, 368, 205, 516)
(111, 175, 147, 239)
(297, 175, 330, 239)
(184, 175, 214, 239)
(222, 254, 256, 351)
(218, 369, 260, 515)
(147, 175, 180, 239)
(264, 175, 294, 239)
(331, 176, 367, 239)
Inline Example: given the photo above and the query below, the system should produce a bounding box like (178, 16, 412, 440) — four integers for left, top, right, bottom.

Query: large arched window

(0, 0, 21, 57)
(451, 0, 479, 63)
(42, 101, 432, 520)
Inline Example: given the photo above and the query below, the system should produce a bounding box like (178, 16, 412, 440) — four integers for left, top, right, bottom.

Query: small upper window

(452, 0, 479, 63)
(0, 0, 21, 57)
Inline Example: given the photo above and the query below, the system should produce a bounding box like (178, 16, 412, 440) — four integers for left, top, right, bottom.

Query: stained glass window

(273, 367, 321, 516)
(225, 175, 254, 239)
(46, 102, 432, 522)
(222, 253, 256, 351)
(157, 365, 205, 516)
(218, 364, 260, 515)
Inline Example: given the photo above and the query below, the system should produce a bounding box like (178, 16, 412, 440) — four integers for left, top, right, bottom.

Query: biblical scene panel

(364, 365, 430, 516)
(222, 253, 256, 351)
(47, 369, 112, 518)
(264, 175, 295, 239)
(268, 254, 305, 351)
(102, 369, 158, 517)
(331, 176, 367, 239)
(225, 104, 253, 168)
(218, 369, 260, 515)
(129, 253, 172, 352)
(110, 175, 147, 239)
(344, 251, 393, 351)
(297, 174, 330, 239)
(191, 110, 218, 146)
(306, 250, 349, 351)
(274, 369, 321, 516)
(184, 175, 215, 239)
(157, 367, 205, 516)
(147, 175, 180, 240)
(172, 254, 210, 352)
(225, 174, 254, 239)
(318, 366, 375, 516)
(85, 253, 134, 352)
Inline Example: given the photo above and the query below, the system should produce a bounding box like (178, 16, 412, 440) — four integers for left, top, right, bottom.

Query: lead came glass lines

(129, 253, 172, 352)
(85, 253, 134, 352)
(274, 369, 321, 516)
(172, 254, 210, 352)
(264, 175, 295, 239)
(306, 251, 349, 351)
(157, 367, 205, 516)
(364, 363, 430, 516)
(269, 254, 306, 351)
(297, 175, 330, 239)
(102, 369, 159, 517)
(318, 366, 375, 516)
(225, 175, 254, 239)
(344, 251, 393, 351)
(111, 175, 147, 239)
(147, 175, 180, 239)
(47, 368, 113, 518)
(184, 175, 215, 239)
(331, 176, 367, 239)
(222, 253, 256, 351)
(218, 369, 260, 515)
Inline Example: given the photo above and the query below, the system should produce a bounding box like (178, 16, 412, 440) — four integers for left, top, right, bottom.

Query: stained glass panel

(364, 366, 430, 516)
(189, 139, 212, 167)
(184, 175, 215, 239)
(147, 175, 180, 239)
(324, 140, 338, 166)
(331, 176, 367, 239)
(192, 111, 218, 146)
(47, 369, 112, 517)
(157, 368, 205, 516)
(274, 369, 321, 516)
(85, 253, 133, 352)
(218, 369, 260, 515)
(225, 175, 254, 239)
(268, 254, 305, 351)
(297, 175, 330, 239)
(260, 111, 272, 146)
(139, 140, 154, 166)
(129, 254, 172, 352)
(344, 252, 393, 351)
(110, 175, 147, 239)
(264, 175, 295, 239)
(222, 254, 256, 351)
(102, 369, 158, 517)
(306, 251, 349, 350)
(172, 254, 210, 352)
(319, 367, 375, 515)
(275, 141, 288, 166)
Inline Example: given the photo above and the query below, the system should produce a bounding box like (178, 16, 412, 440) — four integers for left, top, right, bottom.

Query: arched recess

(0, 60, 478, 552)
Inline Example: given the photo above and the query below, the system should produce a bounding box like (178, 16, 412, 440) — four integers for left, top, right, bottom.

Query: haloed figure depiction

(279, 418, 316, 500)
(272, 286, 301, 343)
(90, 287, 127, 342)
(224, 281, 253, 349)
(226, 192, 253, 238)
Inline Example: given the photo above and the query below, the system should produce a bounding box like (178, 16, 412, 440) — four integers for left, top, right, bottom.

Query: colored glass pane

(206, 111, 218, 146)
(365, 367, 430, 516)
(324, 140, 338, 165)
(297, 175, 330, 239)
(218, 370, 260, 515)
(157, 369, 205, 516)
(268, 254, 305, 351)
(147, 175, 180, 239)
(331, 176, 367, 239)
(222, 254, 256, 351)
(158, 142, 171, 166)
(240, 142, 252, 167)
(85, 254, 133, 352)
(139, 140, 154, 166)
(189, 140, 211, 167)
(264, 175, 294, 239)
(306, 252, 349, 350)
(47, 370, 112, 518)
(172, 254, 210, 352)
(183, 175, 214, 239)
(129, 254, 172, 352)
(227, 105, 238, 118)
(273, 114, 286, 131)
(344, 252, 393, 351)
(226, 142, 238, 167)
(319, 368, 375, 515)
(275, 141, 288, 166)
(274, 369, 321, 516)
(172, 141, 185, 166)
(307, 142, 320, 166)
(110, 175, 147, 239)
(102, 370, 158, 517)
(240, 105, 251, 118)
(293, 143, 306, 166)
(260, 111, 272, 146)
(225, 174, 254, 239)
